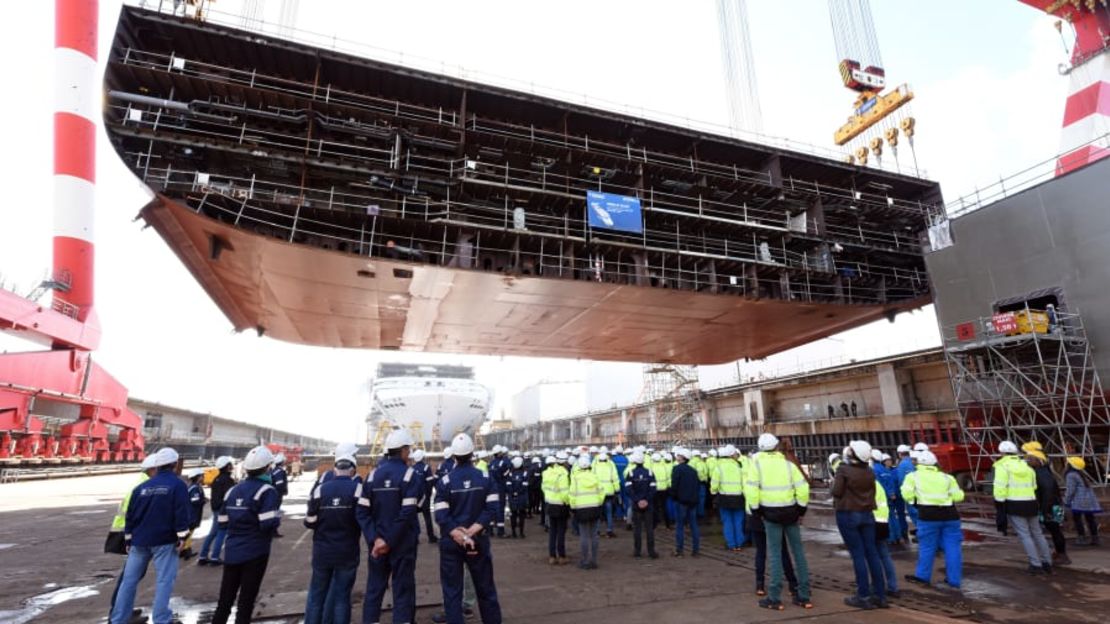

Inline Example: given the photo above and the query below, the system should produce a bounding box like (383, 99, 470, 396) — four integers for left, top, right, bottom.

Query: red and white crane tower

(1019, 1, 1110, 174)
(0, 0, 144, 465)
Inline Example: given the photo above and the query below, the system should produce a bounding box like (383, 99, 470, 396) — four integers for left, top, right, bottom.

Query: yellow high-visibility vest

(744, 451, 809, 511)
(711, 458, 744, 496)
(901, 465, 965, 507)
(542, 464, 570, 505)
(569, 468, 604, 509)
(992, 455, 1036, 502)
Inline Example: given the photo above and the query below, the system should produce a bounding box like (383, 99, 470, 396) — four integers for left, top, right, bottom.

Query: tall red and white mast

(53, 0, 98, 324)
(1020, 1, 1110, 175)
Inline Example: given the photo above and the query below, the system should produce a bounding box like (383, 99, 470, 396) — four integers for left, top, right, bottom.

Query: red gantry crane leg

(0, 0, 143, 466)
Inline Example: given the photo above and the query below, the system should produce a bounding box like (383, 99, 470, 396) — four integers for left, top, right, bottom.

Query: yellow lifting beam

(833, 84, 914, 146)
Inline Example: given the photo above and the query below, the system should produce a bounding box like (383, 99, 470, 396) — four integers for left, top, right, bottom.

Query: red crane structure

(0, 0, 143, 464)
(1018, 1, 1110, 174)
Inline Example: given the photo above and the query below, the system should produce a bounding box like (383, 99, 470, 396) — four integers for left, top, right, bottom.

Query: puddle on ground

(42, 582, 58, 589)
(167, 597, 305, 624)
(0, 543, 15, 550)
(0, 580, 107, 624)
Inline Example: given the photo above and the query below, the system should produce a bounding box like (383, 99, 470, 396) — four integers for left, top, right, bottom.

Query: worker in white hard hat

(179, 468, 207, 561)
(106, 452, 163, 620)
(433, 433, 503, 624)
(570, 453, 605, 569)
(110, 448, 190, 624)
(198, 456, 237, 566)
(410, 449, 439, 544)
(903, 443, 930, 540)
(544, 451, 572, 565)
(505, 456, 530, 538)
(303, 450, 362, 624)
(671, 448, 701, 557)
(870, 450, 901, 550)
(623, 450, 657, 558)
(902, 450, 965, 589)
(488, 446, 512, 538)
(436, 446, 456, 480)
(993, 440, 1052, 573)
(528, 455, 545, 523)
(711, 445, 747, 551)
(209, 445, 281, 624)
(746, 433, 813, 611)
(270, 452, 289, 538)
(320, 443, 363, 485)
(609, 445, 630, 528)
(356, 428, 423, 624)
(828, 452, 842, 476)
(892, 444, 915, 545)
(832, 440, 887, 609)
(593, 452, 620, 538)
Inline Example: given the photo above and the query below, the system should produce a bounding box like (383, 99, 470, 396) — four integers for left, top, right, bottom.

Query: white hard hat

(335, 453, 357, 466)
(555, 451, 568, 461)
(998, 440, 1018, 454)
(477, 450, 488, 459)
(565, 454, 575, 466)
(532, 456, 542, 464)
(335, 442, 360, 457)
(274, 453, 286, 465)
(385, 428, 415, 451)
(663, 452, 673, 461)
(870, 449, 884, 462)
(511, 456, 523, 469)
(917, 450, 939, 466)
(243, 445, 275, 471)
(215, 456, 233, 470)
(675, 448, 691, 460)
(411, 449, 426, 463)
(708, 449, 718, 457)
(599, 446, 609, 454)
(897, 444, 911, 454)
(443, 447, 454, 459)
(630, 451, 645, 464)
(596, 452, 609, 461)
(577, 454, 592, 469)
(757, 433, 779, 451)
(140, 454, 160, 470)
(185, 467, 205, 479)
(451, 433, 475, 456)
(545, 456, 557, 465)
(510, 450, 521, 458)
(155, 447, 179, 467)
(881, 453, 892, 462)
(699, 451, 707, 458)
(913, 442, 929, 452)
(613, 445, 625, 454)
(588, 446, 598, 453)
(651, 452, 662, 462)
(828, 452, 841, 465)
(849, 440, 873, 463)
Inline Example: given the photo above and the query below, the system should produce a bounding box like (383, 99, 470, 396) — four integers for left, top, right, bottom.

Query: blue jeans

(835, 510, 885, 600)
(915, 519, 963, 587)
(110, 543, 179, 624)
(888, 498, 904, 543)
(603, 496, 615, 533)
(304, 560, 358, 624)
(719, 507, 745, 549)
(200, 517, 227, 561)
(697, 484, 707, 518)
(875, 531, 898, 592)
(674, 502, 700, 553)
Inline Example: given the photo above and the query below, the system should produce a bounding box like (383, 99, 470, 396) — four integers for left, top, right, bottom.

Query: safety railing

(128, 0, 926, 178)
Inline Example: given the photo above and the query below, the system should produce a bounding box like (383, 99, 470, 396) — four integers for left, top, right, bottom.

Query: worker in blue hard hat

(434, 433, 503, 624)
(357, 428, 423, 624)
(303, 451, 362, 624)
(211, 445, 283, 624)
(110, 448, 191, 624)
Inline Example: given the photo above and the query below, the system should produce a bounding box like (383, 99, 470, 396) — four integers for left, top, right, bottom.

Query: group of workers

(105, 429, 1103, 623)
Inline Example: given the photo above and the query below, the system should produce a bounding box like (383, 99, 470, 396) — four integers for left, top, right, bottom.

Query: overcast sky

(0, 1, 1064, 441)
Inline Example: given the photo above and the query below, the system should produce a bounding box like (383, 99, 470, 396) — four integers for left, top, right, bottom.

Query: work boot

(606, 530, 616, 538)
(757, 598, 784, 611)
(673, 550, 684, 557)
(1041, 563, 1053, 575)
(548, 556, 557, 565)
(1026, 564, 1044, 575)
(1053, 552, 1071, 565)
(648, 551, 659, 559)
(843, 596, 875, 610)
(633, 552, 642, 558)
(755, 585, 766, 597)
(871, 596, 891, 609)
(557, 556, 569, 565)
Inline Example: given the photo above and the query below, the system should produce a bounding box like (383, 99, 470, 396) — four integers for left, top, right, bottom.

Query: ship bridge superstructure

(104, 6, 943, 364)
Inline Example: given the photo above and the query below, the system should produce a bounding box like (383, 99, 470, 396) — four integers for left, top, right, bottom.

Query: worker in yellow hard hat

(1064, 456, 1102, 546)
(1026, 449, 1068, 565)
(1021, 441, 1043, 453)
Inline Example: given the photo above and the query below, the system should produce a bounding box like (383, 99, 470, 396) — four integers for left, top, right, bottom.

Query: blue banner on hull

(586, 191, 643, 234)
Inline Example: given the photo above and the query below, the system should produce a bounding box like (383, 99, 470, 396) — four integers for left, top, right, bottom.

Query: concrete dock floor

(1, 473, 1107, 623)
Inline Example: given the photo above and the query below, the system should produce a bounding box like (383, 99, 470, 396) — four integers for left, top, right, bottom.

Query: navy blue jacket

(356, 457, 422, 551)
(219, 477, 282, 564)
(505, 468, 530, 509)
(489, 456, 511, 486)
(320, 469, 363, 486)
(625, 465, 657, 507)
(670, 462, 700, 506)
(125, 468, 192, 547)
(271, 466, 289, 497)
(188, 482, 207, 529)
(434, 463, 498, 534)
(435, 457, 456, 480)
(305, 475, 362, 567)
(412, 460, 436, 502)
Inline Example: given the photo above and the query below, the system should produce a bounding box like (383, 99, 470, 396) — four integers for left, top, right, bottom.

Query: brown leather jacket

(831, 463, 878, 512)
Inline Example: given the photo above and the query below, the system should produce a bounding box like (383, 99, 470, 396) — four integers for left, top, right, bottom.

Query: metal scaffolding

(943, 309, 1110, 485)
(643, 364, 704, 434)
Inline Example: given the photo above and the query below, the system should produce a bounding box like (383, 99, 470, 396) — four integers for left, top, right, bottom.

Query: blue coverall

(357, 457, 423, 624)
(435, 462, 503, 624)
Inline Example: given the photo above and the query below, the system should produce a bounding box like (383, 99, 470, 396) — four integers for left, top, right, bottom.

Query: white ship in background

(367, 363, 492, 446)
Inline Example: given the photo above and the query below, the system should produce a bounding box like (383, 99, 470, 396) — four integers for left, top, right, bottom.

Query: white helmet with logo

(451, 433, 475, 457)
(243, 446, 275, 471)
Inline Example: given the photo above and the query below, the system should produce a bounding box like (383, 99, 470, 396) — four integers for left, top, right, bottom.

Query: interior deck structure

(105, 6, 943, 364)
